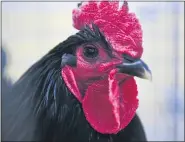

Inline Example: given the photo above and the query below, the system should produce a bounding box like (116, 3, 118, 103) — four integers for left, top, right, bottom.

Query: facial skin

(62, 41, 151, 98)
(72, 42, 123, 96)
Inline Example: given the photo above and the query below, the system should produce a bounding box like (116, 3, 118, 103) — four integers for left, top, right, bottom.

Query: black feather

(2, 25, 147, 142)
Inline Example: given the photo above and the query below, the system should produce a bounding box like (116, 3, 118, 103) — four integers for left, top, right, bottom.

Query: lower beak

(116, 59, 152, 81)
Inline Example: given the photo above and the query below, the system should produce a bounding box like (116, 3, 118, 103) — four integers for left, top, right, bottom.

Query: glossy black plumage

(2, 26, 147, 142)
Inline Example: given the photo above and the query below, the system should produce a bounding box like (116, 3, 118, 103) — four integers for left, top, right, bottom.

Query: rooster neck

(2, 55, 147, 142)
(38, 97, 147, 142)
(33, 73, 146, 142)
(2, 31, 147, 142)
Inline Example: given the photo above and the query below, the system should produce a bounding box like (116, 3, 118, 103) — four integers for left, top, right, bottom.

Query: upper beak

(116, 59, 152, 81)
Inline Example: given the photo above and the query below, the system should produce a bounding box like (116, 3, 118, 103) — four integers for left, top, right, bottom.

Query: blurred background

(2, 2, 184, 141)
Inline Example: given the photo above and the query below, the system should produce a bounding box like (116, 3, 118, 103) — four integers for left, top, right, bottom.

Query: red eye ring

(83, 45, 99, 59)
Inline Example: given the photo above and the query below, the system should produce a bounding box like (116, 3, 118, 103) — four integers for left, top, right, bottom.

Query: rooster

(2, 1, 152, 142)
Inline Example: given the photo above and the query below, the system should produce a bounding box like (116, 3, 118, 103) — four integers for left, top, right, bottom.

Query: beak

(116, 59, 152, 81)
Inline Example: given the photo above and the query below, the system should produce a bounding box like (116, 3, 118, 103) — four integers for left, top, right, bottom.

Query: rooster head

(61, 0, 152, 134)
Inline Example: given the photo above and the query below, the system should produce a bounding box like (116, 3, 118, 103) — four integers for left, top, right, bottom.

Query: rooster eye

(83, 46, 99, 59)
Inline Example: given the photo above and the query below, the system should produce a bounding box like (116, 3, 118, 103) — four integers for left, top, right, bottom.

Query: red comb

(72, 0, 143, 58)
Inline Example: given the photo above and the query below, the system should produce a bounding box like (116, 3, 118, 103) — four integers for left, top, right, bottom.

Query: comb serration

(72, 0, 143, 58)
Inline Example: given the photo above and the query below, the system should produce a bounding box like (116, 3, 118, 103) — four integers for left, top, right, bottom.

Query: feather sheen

(2, 25, 147, 142)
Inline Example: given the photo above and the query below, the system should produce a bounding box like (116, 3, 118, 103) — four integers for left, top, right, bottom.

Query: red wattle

(62, 66, 138, 134)
(82, 77, 120, 134)
(82, 69, 138, 134)
(62, 66, 82, 102)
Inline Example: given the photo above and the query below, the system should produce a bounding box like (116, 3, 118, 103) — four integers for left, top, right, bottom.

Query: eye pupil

(83, 46, 98, 58)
